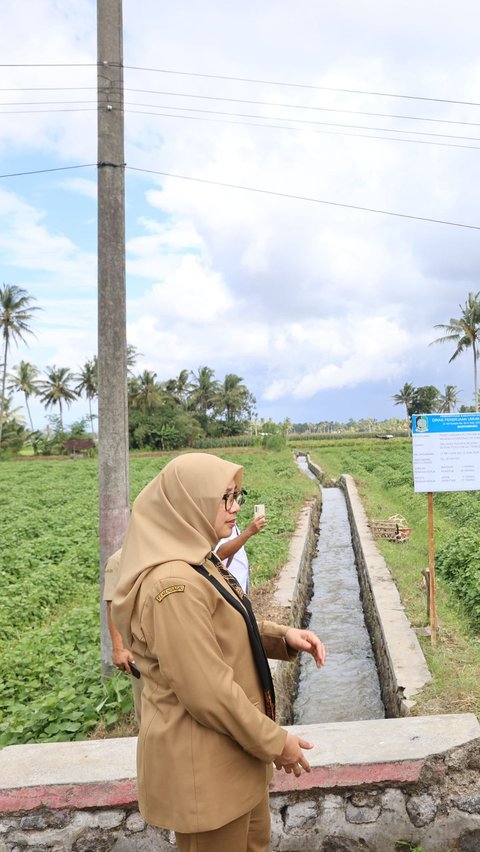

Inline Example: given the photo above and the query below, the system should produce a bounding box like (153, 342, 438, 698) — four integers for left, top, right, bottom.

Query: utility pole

(97, 0, 130, 676)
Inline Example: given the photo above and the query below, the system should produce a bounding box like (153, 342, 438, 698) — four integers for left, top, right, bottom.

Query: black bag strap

(190, 555, 276, 721)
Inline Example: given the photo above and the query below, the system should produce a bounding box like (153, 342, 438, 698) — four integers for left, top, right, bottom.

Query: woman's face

(214, 478, 241, 539)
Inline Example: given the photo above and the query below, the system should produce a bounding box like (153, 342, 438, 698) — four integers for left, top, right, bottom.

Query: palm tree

(392, 382, 416, 421)
(75, 357, 98, 435)
(39, 366, 78, 431)
(7, 360, 40, 431)
(1, 394, 25, 426)
(430, 291, 480, 412)
(128, 370, 162, 412)
(126, 344, 142, 376)
(0, 283, 40, 443)
(175, 369, 192, 409)
(162, 369, 192, 409)
(215, 373, 255, 433)
(437, 384, 461, 413)
(189, 366, 219, 416)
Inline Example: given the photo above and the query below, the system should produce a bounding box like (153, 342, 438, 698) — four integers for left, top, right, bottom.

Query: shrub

(436, 527, 480, 630)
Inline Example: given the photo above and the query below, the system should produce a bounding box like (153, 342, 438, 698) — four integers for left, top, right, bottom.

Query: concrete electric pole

(97, 0, 130, 675)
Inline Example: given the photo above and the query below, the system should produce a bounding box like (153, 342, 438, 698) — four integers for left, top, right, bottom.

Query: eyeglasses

(222, 489, 247, 511)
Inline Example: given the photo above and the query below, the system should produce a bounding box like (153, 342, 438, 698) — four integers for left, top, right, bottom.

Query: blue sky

(2, 0, 480, 430)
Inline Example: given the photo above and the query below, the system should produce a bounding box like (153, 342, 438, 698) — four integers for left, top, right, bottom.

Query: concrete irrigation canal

(293, 456, 385, 724)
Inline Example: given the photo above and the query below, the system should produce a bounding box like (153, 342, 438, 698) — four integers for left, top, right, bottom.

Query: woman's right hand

(274, 732, 313, 776)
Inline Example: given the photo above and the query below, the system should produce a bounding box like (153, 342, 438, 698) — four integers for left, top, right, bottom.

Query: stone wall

(273, 496, 321, 725)
(269, 732, 480, 852)
(1, 716, 479, 851)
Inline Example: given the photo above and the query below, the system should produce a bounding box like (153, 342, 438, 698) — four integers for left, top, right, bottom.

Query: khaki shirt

(122, 557, 294, 833)
(103, 549, 122, 601)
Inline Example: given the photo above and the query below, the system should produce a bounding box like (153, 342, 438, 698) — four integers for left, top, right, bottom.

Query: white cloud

(3, 0, 480, 424)
(0, 188, 96, 283)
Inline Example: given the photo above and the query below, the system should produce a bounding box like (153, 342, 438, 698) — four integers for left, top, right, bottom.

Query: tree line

(1, 284, 480, 454)
(0, 284, 255, 454)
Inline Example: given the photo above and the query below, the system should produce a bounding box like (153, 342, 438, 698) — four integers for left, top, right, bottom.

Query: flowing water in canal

(293, 458, 385, 723)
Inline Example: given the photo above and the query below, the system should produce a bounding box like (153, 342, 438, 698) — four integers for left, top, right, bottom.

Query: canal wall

(272, 496, 321, 725)
(304, 458, 431, 717)
(1, 716, 479, 852)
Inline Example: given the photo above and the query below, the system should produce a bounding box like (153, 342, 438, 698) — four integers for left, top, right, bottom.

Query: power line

(123, 107, 480, 151)
(122, 65, 480, 108)
(0, 108, 96, 114)
(126, 166, 480, 230)
(5, 85, 480, 129)
(2, 61, 477, 107)
(0, 164, 96, 179)
(0, 100, 96, 106)
(122, 101, 480, 144)
(122, 88, 480, 129)
(1, 161, 477, 230)
(0, 87, 96, 91)
(0, 62, 95, 67)
(4, 84, 480, 132)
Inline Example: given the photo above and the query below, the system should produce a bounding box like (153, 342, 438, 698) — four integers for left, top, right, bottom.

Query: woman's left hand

(285, 628, 326, 668)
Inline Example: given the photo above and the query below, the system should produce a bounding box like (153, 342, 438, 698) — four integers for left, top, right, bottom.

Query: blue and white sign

(412, 413, 480, 492)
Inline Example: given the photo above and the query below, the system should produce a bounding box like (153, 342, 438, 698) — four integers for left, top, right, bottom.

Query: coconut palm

(75, 357, 98, 435)
(39, 366, 78, 431)
(437, 384, 461, 413)
(1, 394, 25, 426)
(430, 291, 480, 412)
(175, 369, 192, 408)
(7, 360, 40, 431)
(162, 369, 193, 408)
(128, 370, 162, 412)
(189, 366, 219, 416)
(392, 382, 416, 421)
(0, 283, 40, 443)
(215, 373, 256, 433)
(126, 344, 142, 376)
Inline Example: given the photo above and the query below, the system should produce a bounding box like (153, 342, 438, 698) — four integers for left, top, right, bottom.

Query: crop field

(0, 449, 316, 746)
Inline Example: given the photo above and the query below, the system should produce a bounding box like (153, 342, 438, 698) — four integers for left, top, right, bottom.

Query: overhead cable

(123, 107, 480, 151)
(0, 164, 96, 179)
(126, 166, 480, 230)
(122, 65, 480, 108)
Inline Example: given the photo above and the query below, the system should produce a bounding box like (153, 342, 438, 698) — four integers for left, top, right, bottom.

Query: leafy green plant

(0, 449, 316, 745)
(436, 528, 480, 630)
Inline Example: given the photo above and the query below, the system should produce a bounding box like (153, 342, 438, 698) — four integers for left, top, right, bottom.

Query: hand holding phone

(254, 504, 265, 520)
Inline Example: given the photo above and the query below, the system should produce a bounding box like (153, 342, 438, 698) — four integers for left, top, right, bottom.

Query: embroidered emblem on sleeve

(155, 585, 186, 603)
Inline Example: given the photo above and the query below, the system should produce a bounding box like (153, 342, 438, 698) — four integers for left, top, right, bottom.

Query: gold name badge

(156, 585, 186, 603)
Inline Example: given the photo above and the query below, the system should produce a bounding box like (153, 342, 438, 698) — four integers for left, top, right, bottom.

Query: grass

(0, 448, 316, 745)
(300, 437, 480, 718)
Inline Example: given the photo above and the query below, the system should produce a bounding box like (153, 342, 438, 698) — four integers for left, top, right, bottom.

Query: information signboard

(412, 413, 480, 493)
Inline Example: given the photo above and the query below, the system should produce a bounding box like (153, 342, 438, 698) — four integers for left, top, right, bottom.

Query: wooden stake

(427, 491, 438, 646)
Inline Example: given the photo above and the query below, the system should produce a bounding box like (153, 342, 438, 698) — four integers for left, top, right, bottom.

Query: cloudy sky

(2, 0, 480, 428)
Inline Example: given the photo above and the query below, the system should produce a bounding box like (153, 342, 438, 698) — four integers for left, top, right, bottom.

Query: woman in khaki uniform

(112, 452, 325, 852)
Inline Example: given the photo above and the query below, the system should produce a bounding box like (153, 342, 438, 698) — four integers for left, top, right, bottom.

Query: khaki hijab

(112, 452, 243, 646)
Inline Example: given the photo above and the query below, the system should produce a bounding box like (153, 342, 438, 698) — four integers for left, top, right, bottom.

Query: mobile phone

(128, 660, 141, 679)
(254, 504, 265, 519)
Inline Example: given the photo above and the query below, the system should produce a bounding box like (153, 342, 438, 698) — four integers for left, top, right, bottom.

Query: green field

(2, 439, 479, 746)
(299, 437, 480, 717)
(0, 449, 316, 746)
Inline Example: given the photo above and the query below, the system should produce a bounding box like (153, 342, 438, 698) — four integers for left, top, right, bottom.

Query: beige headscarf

(112, 452, 243, 646)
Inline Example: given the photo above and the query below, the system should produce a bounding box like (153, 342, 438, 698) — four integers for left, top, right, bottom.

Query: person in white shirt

(215, 508, 266, 593)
